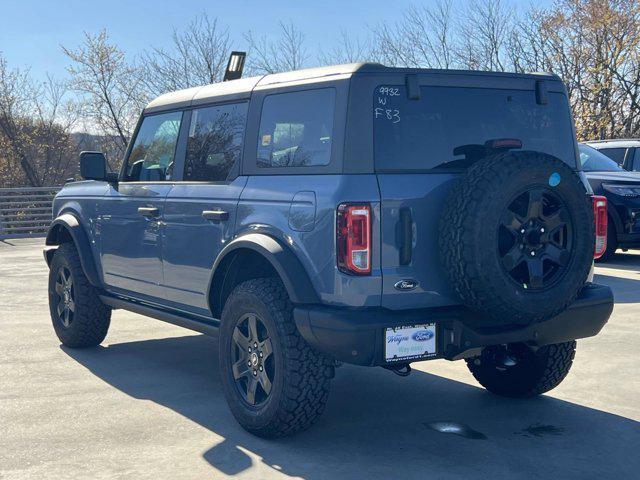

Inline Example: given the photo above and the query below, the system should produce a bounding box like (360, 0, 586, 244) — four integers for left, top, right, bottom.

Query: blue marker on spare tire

(549, 172, 561, 187)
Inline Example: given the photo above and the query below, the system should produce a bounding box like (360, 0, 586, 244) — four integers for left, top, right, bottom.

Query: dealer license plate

(385, 324, 437, 362)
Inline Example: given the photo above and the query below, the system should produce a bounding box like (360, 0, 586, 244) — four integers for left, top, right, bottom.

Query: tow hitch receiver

(383, 363, 412, 377)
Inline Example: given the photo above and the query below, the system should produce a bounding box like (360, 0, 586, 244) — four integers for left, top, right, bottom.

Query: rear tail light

(337, 204, 371, 275)
(593, 195, 607, 259)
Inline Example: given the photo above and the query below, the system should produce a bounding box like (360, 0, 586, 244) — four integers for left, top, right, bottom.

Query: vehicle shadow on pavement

(596, 252, 640, 272)
(594, 273, 640, 303)
(63, 335, 640, 480)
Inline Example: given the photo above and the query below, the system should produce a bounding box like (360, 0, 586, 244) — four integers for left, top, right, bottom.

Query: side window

(599, 147, 627, 166)
(257, 88, 335, 168)
(124, 111, 183, 182)
(184, 102, 248, 182)
(632, 148, 640, 171)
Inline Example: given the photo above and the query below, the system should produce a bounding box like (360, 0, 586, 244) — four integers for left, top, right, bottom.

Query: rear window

(598, 147, 627, 166)
(373, 86, 576, 171)
(257, 88, 335, 168)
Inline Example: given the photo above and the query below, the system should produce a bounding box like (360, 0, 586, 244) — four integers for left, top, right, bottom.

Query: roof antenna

(223, 51, 246, 82)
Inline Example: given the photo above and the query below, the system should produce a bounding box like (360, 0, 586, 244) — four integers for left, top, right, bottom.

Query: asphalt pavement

(1, 238, 638, 479)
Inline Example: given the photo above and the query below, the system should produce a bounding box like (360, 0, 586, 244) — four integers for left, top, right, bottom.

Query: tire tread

(49, 243, 111, 348)
(221, 278, 333, 438)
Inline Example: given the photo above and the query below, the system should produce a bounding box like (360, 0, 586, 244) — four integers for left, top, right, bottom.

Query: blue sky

(0, 0, 551, 81)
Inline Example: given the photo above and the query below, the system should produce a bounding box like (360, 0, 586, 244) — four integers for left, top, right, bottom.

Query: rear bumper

(293, 283, 613, 366)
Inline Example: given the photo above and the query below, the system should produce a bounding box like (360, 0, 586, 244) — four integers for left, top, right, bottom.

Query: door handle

(202, 209, 229, 222)
(138, 207, 159, 218)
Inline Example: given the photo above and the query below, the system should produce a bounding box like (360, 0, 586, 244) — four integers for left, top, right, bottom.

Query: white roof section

(585, 139, 640, 148)
(143, 62, 562, 113)
(144, 76, 263, 113)
(143, 63, 376, 113)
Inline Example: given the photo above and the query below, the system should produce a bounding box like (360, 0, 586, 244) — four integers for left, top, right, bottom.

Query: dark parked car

(44, 62, 613, 438)
(580, 142, 640, 260)
(585, 138, 640, 171)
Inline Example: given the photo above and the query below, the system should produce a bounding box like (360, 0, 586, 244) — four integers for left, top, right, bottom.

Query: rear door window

(257, 88, 335, 168)
(373, 86, 576, 171)
(184, 102, 248, 182)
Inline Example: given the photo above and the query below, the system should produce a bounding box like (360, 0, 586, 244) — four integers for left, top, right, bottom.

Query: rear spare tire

(439, 152, 594, 326)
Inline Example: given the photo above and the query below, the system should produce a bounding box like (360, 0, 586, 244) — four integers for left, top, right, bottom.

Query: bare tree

(371, 0, 455, 68)
(319, 29, 374, 65)
(507, 7, 556, 74)
(455, 0, 515, 71)
(245, 21, 308, 74)
(0, 55, 77, 187)
(63, 30, 147, 165)
(139, 14, 232, 96)
(525, 0, 640, 139)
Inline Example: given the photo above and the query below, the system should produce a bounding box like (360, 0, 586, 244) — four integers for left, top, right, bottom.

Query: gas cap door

(288, 191, 317, 232)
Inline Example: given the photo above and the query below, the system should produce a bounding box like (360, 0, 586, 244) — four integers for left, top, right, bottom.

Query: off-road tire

(596, 220, 617, 263)
(48, 242, 111, 348)
(439, 152, 594, 327)
(466, 341, 576, 397)
(219, 278, 334, 438)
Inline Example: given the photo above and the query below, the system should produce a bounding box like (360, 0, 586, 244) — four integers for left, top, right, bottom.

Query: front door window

(124, 111, 183, 182)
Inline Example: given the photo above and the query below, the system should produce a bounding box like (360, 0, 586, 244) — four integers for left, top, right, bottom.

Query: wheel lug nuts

(253, 370, 257, 376)
(259, 366, 263, 371)
(254, 342, 258, 348)
(248, 347, 252, 353)
(540, 227, 545, 233)
(247, 361, 251, 367)
(520, 229, 525, 234)
(259, 352, 263, 358)
(530, 251, 535, 256)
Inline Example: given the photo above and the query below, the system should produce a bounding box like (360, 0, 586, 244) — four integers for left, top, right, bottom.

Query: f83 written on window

(374, 86, 401, 124)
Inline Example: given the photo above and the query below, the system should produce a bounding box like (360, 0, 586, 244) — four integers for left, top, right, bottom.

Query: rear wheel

(48, 243, 111, 348)
(219, 278, 334, 438)
(466, 341, 576, 397)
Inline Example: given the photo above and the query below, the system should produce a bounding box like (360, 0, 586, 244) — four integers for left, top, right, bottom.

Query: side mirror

(80, 151, 116, 183)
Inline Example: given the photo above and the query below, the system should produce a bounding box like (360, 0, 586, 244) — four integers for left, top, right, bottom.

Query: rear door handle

(138, 207, 159, 218)
(202, 209, 229, 222)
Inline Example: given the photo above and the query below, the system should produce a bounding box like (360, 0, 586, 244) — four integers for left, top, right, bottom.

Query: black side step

(99, 295, 219, 336)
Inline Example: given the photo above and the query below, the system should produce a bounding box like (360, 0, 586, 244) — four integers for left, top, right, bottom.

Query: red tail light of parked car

(593, 195, 608, 259)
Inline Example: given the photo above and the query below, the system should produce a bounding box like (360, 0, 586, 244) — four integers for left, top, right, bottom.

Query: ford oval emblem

(412, 330, 434, 342)
(394, 279, 418, 291)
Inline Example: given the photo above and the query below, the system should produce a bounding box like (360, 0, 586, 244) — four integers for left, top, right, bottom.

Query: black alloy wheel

(54, 266, 75, 328)
(498, 187, 573, 290)
(231, 312, 275, 407)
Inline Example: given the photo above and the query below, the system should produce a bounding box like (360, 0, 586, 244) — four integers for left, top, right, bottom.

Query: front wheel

(48, 243, 111, 348)
(219, 278, 334, 438)
(466, 341, 576, 397)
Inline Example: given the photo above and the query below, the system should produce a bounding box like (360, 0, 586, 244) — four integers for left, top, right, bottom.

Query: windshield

(579, 144, 624, 172)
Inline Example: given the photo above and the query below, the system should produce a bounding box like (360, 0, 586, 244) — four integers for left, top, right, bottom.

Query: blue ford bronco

(45, 61, 614, 438)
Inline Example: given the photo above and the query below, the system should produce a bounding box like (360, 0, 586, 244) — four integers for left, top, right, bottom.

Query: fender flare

(45, 213, 102, 288)
(207, 233, 319, 315)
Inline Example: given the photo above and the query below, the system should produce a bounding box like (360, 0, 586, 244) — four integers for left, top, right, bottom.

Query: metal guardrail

(0, 186, 61, 239)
